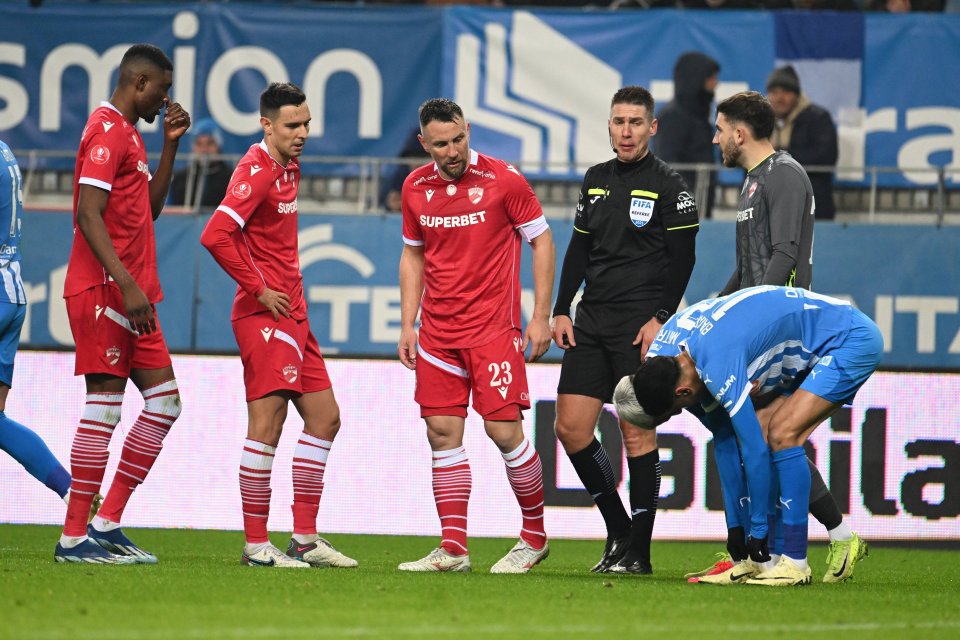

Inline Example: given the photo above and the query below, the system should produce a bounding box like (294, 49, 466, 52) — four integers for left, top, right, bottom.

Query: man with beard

(56, 44, 190, 564)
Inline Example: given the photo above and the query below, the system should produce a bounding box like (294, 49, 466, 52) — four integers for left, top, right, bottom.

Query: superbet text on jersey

(401, 150, 546, 349)
(213, 141, 306, 321)
(65, 102, 160, 302)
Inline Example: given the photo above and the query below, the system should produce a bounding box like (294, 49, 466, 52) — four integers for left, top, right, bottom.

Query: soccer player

(54, 44, 190, 564)
(703, 91, 865, 584)
(397, 98, 555, 573)
(632, 285, 882, 586)
(200, 82, 356, 570)
(551, 86, 699, 574)
(0, 140, 72, 503)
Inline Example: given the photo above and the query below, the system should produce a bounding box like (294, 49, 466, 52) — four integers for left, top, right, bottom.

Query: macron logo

(425, 189, 435, 202)
(250, 165, 262, 176)
(94, 305, 104, 320)
(102, 122, 114, 133)
(261, 327, 273, 342)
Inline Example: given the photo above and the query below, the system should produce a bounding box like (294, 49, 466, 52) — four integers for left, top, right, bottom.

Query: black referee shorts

(557, 304, 654, 403)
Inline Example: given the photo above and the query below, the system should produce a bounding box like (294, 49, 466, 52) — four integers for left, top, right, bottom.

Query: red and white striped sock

(63, 392, 124, 538)
(291, 432, 331, 537)
(240, 439, 275, 544)
(97, 380, 180, 524)
(432, 446, 471, 556)
(502, 438, 547, 550)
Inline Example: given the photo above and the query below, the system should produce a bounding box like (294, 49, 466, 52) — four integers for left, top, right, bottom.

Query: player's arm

(551, 181, 593, 349)
(634, 178, 698, 358)
(199, 208, 290, 321)
(148, 101, 191, 220)
(698, 403, 750, 556)
(525, 226, 555, 362)
(76, 184, 155, 335)
(723, 391, 771, 543)
(761, 167, 807, 287)
(398, 243, 424, 370)
(719, 269, 740, 297)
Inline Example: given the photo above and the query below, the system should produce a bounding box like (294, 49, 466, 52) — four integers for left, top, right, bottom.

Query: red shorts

(415, 328, 530, 420)
(232, 313, 331, 402)
(66, 286, 172, 377)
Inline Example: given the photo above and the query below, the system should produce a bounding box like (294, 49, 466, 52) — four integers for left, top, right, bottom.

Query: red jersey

(200, 141, 306, 321)
(402, 150, 545, 348)
(65, 102, 160, 301)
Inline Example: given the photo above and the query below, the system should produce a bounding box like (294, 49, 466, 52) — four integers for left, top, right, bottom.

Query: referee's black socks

(568, 438, 631, 539)
(627, 449, 661, 560)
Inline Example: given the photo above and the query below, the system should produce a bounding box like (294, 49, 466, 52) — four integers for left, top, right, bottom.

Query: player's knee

(146, 391, 182, 422)
(554, 417, 591, 452)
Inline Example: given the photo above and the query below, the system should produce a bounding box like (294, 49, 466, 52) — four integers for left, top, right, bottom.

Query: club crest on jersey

(446, 184, 457, 196)
(105, 346, 121, 366)
(748, 181, 758, 199)
(90, 145, 110, 165)
(468, 186, 484, 204)
(232, 181, 252, 200)
(282, 364, 299, 383)
(629, 197, 654, 228)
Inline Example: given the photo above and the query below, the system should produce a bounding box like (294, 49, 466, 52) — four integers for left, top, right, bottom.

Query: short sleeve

(401, 174, 423, 246)
(77, 129, 125, 192)
(215, 163, 269, 228)
(501, 163, 543, 227)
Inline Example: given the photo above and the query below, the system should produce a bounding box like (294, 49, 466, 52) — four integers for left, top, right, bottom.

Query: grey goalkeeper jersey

(728, 150, 814, 293)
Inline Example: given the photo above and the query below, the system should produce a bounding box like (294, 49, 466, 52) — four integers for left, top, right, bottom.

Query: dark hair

(418, 98, 464, 128)
(120, 44, 173, 73)
(716, 91, 775, 141)
(260, 82, 306, 118)
(611, 86, 655, 116)
(632, 357, 681, 418)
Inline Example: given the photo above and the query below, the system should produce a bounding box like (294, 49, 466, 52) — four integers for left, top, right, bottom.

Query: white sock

(828, 521, 853, 543)
(783, 554, 809, 571)
(91, 515, 121, 532)
(761, 557, 778, 572)
(245, 541, 270, 555)
(59, 534, 87, 549)
(293, 533, 318, 545)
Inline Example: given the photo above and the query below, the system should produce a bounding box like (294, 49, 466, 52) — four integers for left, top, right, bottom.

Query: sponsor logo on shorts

(283, 364, 299, 383)
(261, 327, 273, 342)
(106, 346, 121, 366)
(512, 336, 522, 352)
(232, 181, 252, 200)
(520, 392, 530, 401)
(90, 145, 110, 165)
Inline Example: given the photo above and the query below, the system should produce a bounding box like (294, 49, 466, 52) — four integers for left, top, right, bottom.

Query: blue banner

(0, 4, 957, 185)
(18, 210, 960, 370)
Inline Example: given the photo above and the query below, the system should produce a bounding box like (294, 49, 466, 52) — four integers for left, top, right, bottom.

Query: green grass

(1, 525, 958, 640)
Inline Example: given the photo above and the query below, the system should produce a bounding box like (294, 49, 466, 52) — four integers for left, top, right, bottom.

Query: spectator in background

(766, 66, 838, 220)
(656, 52, 720, 219)
(169, 118, 231, 210)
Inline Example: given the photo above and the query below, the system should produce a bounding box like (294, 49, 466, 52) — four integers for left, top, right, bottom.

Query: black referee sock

(568, 438, 631, 539)
(808, 458, 844, 530)
(627, 450, 661, 560)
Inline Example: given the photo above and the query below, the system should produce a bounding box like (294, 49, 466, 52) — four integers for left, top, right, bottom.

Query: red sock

(291, 432, 331, 536)
(432, 446, 471, 556)
(98, 380, 180, 524)
(502, 438, 547, 550)
(63, 392, 123, 537)
(240, 439, 275, 544)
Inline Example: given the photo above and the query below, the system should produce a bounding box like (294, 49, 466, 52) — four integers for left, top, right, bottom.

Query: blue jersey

(0, 141, 25, 305)
(647, 285, 858, 538)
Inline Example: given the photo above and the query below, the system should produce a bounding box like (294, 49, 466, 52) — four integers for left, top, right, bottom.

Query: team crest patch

(232, 181, 252, 199)
(469, 186, 484, 204)
(106, 346, 121, 366)
(283, 364, 299, 383)
(90, 145, 110, 165)
(629, 197, 655, 228)
(748, 181, 758, 199)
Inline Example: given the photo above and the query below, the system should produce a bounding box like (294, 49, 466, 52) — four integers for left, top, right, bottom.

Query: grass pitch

(1, 525, 957, 640)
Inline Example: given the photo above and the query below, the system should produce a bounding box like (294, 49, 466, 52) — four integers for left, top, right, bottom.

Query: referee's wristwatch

(654, 309, 672, 324)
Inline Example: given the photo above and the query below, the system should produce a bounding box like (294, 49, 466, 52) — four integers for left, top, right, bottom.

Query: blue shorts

(800, 309, 883, 405)
(0, 302, 26, 386)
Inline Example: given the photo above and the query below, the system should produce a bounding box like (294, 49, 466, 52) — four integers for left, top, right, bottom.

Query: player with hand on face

(201, 82, 356, 569)
(56, 44, 189, 565)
